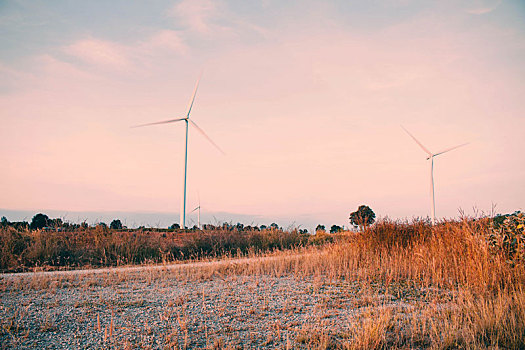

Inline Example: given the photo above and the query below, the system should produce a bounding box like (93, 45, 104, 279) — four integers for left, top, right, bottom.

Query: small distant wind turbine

(191, 196, 201, 229)
(401, 126, 468, 226)
(132, 76, 224, 229)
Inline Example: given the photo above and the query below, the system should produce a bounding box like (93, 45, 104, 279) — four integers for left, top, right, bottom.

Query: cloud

(167, 0, 269, 42)
(62, 30, 188, 72)
(169, 0, 218, 34)
(466, 0, 502, 14)
(146, 30, 188, 54)
(64, 38, 131, 69)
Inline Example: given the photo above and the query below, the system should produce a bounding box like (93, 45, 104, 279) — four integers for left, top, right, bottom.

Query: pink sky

(1, 0, 523, 227)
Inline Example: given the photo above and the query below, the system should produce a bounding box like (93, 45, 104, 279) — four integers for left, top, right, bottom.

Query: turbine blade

(131, 118, 186, 128)
(401, 125, 432, 156)
(190, 206, 200, 213)
(186, 74, 202, 118)
(433, 142, 469, 157)
(189, 119, 225, 155)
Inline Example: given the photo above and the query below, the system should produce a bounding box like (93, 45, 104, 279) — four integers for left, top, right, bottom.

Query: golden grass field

(1, 218, 524, 349)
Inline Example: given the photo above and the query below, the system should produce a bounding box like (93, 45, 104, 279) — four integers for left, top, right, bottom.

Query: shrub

(488, 211, 525, 263)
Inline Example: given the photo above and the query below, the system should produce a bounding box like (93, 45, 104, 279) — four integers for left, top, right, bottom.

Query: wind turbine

(191, 195, 201, 229)
(132, 76, 224, 229)
(401, 126, 468, 226)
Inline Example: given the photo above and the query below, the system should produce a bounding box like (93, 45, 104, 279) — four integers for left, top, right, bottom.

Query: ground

(0, 256, 451, 349)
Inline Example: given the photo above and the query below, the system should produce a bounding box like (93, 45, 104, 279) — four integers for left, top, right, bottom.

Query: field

(1, 218, 525, 349)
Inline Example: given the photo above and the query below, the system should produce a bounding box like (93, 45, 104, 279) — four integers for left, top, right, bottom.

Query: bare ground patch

(1, 260, 453, 349)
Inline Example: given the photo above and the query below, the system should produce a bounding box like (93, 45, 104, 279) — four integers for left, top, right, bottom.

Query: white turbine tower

(133, 76, 224, 229)
(401, 126, 468, 226)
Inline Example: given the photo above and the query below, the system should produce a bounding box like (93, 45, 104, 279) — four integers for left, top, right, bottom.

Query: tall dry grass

(0, 226, 309, 272)
(189, 218, 520, 294)
(165, 218, 525, 348)
(3, 218, 524, 348)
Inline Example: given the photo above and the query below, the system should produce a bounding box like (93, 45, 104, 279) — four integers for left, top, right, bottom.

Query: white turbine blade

(189, 119, 225, 155)
(186, 75, 202, 118)
(131, 117, 186, 128)
(191, 206, 200, 213)
(401, 125, 432, 157)
(433, 142, 469, 157)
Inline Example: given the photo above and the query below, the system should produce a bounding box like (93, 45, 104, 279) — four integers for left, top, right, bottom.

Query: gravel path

(0, 255, 289, 280)
(0, 259, 442, 349)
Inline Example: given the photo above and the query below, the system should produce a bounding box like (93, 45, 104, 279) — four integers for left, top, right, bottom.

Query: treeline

(1, 203, 378, 233)
(0, 213, 312, 233)
(0, 214, 125, 232)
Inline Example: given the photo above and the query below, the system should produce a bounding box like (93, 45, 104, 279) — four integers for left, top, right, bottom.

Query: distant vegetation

(0, 214, 321, 272)
(1, 210, 524, 275)
(2, 211, 525, 347)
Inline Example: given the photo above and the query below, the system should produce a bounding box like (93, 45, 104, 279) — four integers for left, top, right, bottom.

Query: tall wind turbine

(132, 76, 224, 229)
(401, 126, 468, 226)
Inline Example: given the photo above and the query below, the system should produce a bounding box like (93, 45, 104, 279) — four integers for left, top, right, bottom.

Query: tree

(13, 221, 29, 230)
(49, 218, 63, 228)
(270, 223, 279, 230)
(169, 223, 180, 230)
(30, 213, 49, 230)
(1, 216, 8, 227)
(349, 205, 376, 229)
(330, 225, 342, 233)
(97, 222, 107, 229)
(315, 224, 326, 232)
(110, 219, 123, 230)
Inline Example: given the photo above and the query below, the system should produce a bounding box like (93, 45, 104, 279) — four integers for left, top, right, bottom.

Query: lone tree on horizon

(30, 213, 49, 230)
(110, 219, 123, 230)
(349, 205, 376, 229)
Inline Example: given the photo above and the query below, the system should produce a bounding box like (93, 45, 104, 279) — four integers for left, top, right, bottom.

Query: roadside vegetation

(1, 210, 524, 348)
(0, 224, 312, 272)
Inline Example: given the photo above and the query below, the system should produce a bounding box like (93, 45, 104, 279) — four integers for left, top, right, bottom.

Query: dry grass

(0, 226, 310, 272)
(2, 218, 524, 348)
(166, 218, 525, 348)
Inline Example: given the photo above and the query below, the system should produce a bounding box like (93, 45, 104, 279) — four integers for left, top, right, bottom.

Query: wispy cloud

(466, 0, 502, 14)
(64, 38, 131, 69)
(146, 29, 188, 55)
(62, 30, 188, 72)
(166, 0, 268, 40)
(169, 0, 218, 34)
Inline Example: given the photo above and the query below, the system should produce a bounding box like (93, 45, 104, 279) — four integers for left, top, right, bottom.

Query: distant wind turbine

(191, 195, 201, 229)
(401, 126, 468, 226)
(132, 76, 224, 229)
